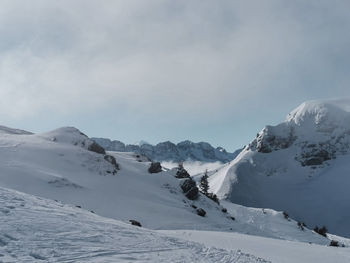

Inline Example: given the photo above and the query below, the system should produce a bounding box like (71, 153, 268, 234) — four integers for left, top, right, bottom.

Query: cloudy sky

(1, 0, 350, 151)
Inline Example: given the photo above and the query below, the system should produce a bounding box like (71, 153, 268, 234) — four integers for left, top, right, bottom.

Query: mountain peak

(210, 98, 350, 237)
(286, 99, 350, 128)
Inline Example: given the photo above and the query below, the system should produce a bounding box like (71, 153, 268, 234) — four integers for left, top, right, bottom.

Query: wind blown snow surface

(209, 98, 350, 237)
(0, 187, 269, 262)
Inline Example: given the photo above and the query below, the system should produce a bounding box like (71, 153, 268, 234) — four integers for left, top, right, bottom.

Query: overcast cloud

(0, 0, 350, 150)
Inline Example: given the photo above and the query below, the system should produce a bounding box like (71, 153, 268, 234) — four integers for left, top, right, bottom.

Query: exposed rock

(196, 208, 206, 217)
(303, 157, 324, 166)
(185, 187, 199, 200)
(104, 155, 119, 170)
(129, 220, 142, 227)
(175, 164, 190, 178)
(300, 147, 332, 166)
(329, 240, 344, 247)
(88, 142, 106, 154)
(148, 162, 162, 173)
(205, 192, 220, 204)
(180, 178, 199, 200)
(254, 125, 296, 153)
(180, 178, 196, 193)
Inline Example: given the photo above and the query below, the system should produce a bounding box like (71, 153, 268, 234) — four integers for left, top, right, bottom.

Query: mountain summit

(209, 99, 350, 237)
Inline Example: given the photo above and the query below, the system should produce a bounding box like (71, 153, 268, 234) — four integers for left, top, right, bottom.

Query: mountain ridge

(92, 137, 241, 163)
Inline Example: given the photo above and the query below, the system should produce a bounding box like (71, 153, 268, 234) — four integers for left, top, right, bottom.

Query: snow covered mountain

(92, 137, 241, 163)
(1, 124, 349, 261)
(209, 99, 350, 237)
(0, 125, 332, 240)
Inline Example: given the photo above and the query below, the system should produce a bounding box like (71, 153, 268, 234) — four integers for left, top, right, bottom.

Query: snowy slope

(161, 230, 350, 263)
(0, 125, 331, 245)
(209, 99, 350, 237)
(0, 186, 270, 262)
(92, 137, 241, 163)
(0, 125, 32, 135)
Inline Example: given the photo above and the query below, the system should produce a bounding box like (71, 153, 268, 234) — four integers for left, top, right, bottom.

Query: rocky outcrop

(148, 162, 162, 173)
(249, 125, 296, 153)
(129, 220, 142, 227)
(88, 141, 106, 154)
(196, 208, 206, 217)
(104, 155, 120, 173)
(175, 164, 190, 178)
(180, 178, 199, 200)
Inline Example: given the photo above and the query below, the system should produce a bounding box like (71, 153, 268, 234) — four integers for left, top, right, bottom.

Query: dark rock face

(196, 208, 206, 217)
(185, 187, 199, 200)
(104, 155, 120, 171)
(303, 157, 324, 166)
(175, 165, 190, 178)
(329, 240, 340, 247)
(180, 178, 196, 193)
(180, 178, 199, 200)
(88, 142, 106, 154)
(248, 123, 338, 167)
(129, 220, 142, 227)
(148, 162, 162, 173)
(300, 145, 334, 166)
(253, 125, 296, 153)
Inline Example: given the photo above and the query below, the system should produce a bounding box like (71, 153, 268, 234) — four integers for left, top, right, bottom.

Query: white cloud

(0, 0, 349, 121)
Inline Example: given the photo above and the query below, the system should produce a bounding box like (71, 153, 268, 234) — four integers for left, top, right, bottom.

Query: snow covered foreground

(1, 187, 349, 263)
(161, 230, 350, 263)
(0, 187, 269, 263)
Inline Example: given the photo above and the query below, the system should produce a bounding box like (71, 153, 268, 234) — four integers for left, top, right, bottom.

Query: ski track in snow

(0, 187, 268, 263)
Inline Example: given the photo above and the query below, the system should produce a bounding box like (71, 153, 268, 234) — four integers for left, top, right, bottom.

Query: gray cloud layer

(0, 1, 349, 148)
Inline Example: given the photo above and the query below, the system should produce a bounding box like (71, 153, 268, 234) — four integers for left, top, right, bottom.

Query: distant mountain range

(92, 138, 241, 163)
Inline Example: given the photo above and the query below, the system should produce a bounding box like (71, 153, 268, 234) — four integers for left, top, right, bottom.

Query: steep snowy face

(92, 137, 240, 163)
(211, 99, 350, 237)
